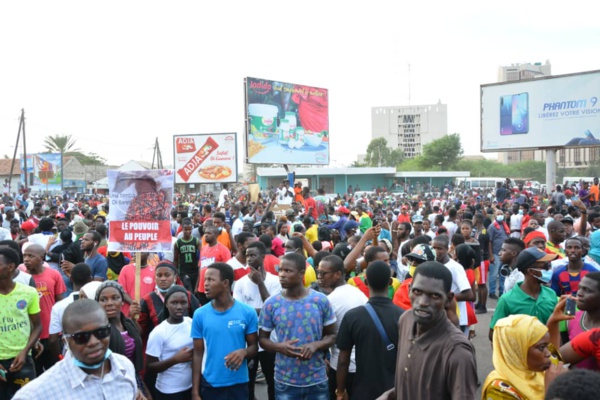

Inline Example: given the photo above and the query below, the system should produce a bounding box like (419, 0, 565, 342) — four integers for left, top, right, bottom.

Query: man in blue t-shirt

(80, 231, 108, 281)
(191, 262, 258, 400)
(259, 252, 336, 400)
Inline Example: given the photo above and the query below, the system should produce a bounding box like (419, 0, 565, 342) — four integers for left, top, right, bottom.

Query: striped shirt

(13, 351, 137, 400)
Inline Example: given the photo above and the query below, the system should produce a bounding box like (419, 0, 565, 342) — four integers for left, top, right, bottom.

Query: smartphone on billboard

(500, 95, 513, 135)
(511, 93, 529, 134)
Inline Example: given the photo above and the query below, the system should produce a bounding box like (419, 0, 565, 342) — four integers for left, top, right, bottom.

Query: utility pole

(151, 137, 163, 169)
(23, 110, 27, 189)
(9, 109, 27, 190)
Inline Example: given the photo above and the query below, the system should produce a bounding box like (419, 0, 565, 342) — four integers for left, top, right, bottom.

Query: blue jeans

(275, 380, 329, 400)
(488, 254, 505, 295)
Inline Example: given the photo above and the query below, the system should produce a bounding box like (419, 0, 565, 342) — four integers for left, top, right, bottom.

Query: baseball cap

(350, 211, 359, 218)
(343, 220, 359, 233)
(406, 244, 436, 262)
(564, 190, 573, 196)
(20, 220, 36, 232)
(412, 214, 423, 223)
(515, 247, 558, 272)
(337, 206, 350, 214)
(561, 216, 574, 225)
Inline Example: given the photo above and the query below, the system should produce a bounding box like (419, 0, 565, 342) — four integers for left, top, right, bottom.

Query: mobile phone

(565, 297, 576, 316)
(0, 369, 6, 380)
(511, 93, 529, 134)
(500, 95, 513, 135)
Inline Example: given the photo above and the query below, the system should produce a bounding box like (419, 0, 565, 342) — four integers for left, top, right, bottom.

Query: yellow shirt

(305, 224, 319, 244)
(304, 264, 316, 288)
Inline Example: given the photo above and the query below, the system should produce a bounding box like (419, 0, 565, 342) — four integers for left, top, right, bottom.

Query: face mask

(496, 216, 504, 222)
(72, 348, 112, 370)
(156, 283, 174, 293)
(518, 210, 524, 215)
(218, 227, 223, 233)
(284, 250, 295, 255)
(409, 265, 417, 277)
(532, 268, 552, 283)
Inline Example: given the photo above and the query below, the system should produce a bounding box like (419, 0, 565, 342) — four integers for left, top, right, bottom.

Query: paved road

(255, 297, 499, 400)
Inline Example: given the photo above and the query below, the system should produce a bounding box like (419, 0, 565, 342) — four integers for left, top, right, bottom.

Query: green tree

(364, 138, 404, 167)
(66, 151, 107, 166)
(420, 133, 463, 171)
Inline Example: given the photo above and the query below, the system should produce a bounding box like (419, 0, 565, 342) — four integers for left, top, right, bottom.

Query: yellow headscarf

(483, 315, 548, 400)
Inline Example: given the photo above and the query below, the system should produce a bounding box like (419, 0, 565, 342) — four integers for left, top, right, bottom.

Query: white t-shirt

(218, 189, 228, 208)
(277, 187, 293, 205)
(327, 284, 368, 372)
(49, 292, 78, 335)
(442, 220, 458, 238)
(504, 269, 525, 294)
(444, 259, 472, 326)
(231, 217, 244, 238)
(233, 271, 282, 310)
(146, 317, 194, 394)
(0, 227, 12, 241)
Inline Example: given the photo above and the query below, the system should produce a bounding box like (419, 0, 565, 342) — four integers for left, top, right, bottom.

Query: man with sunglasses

(13, 298, 141, 399)
(488, 247, 558, 341)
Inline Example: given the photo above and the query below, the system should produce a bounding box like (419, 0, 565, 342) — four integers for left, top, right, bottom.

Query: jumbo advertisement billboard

(481, 70, 600, 152)
(244, 77, 329, 165)
(173, 133, 238, 184)
(20, 153, 62, 191)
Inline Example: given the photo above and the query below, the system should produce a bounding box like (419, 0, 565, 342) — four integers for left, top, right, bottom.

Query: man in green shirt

(489, 247, 558, 341)
(356, 205, 372, 234)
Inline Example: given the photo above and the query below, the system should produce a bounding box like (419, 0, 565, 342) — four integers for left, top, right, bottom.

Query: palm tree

(43, 134, 79, 191)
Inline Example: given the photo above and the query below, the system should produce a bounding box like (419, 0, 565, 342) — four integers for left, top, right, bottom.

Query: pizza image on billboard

(173, 133, 238, 184)
(244, 77, 330, 165)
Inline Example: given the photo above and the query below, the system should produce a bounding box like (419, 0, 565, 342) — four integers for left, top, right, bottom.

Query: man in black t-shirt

(173, 218, 200, 291)
(335, 261, 403, 400)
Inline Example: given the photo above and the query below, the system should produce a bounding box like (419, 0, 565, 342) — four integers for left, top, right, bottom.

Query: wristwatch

(335, 388, 347, 396)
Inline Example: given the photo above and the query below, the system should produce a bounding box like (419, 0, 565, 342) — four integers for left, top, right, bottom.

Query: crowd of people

(1, 177, 600, 400)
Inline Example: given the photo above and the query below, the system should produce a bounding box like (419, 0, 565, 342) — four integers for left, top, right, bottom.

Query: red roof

(0, 158, 21, 176)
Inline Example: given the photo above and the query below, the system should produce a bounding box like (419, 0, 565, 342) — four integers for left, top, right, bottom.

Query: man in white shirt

(432, 235, 474, 334)
(217, 183, 229, 210)
(48, 263, 93, 359)
(317, 254, 367, 399)
(276, 180, 294, 205)
(232, 241, 281, 400)
(442, 208, 458, 238)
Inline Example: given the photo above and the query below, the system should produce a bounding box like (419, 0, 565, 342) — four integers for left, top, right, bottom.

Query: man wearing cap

(392, 244, 436, 310)
(397, 205, 411, 224)
(409, 215, 424, 238)
(561, 215, 575, 239)
(488, 247, 558, 341)
(326, 207, 350, 241)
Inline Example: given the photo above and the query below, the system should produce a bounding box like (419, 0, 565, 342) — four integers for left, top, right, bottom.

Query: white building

(371, 100, 448, 159)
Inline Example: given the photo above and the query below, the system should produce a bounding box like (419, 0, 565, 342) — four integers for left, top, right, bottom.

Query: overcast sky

(1, 1, 598, 169)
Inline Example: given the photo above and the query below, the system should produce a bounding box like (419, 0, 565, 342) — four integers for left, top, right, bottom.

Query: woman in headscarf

(482, 314, 564, 400)
(145, 286, 193, 400)
(130, 260, 200, 344)
(95, 281, 148, 397)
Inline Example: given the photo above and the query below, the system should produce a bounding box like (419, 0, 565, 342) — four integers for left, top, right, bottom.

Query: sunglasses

(64, 325, 111, 345)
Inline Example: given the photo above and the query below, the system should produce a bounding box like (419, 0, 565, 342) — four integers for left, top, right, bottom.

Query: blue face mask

(156, 283, 174, 293)
(72, 348, 112, 370)
(532, 268, 552, 284)
(496, 216, 504, 222)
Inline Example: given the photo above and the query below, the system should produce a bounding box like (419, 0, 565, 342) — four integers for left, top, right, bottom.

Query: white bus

(456, 177, 516, 191)
(563, 177, 595, 186)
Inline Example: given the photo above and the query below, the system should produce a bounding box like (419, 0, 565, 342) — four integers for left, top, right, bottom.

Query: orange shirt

(202, 229, 232, 251)
(294, 187, 304, 203)
(590, 184, 599, 203)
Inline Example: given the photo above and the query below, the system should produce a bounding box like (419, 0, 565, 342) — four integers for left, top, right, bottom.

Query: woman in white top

(145, 285, 194, 400)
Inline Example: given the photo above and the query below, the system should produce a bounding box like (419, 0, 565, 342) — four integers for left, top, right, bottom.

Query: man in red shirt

(118, 252, 155, 317)
(23, 244, 66, 375)
(197, 226, 232, 304)
(302, 187, 318, 221)
(397, 205, 411, 224)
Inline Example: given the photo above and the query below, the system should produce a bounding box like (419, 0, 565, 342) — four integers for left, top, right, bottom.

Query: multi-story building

(496, 61, 597, 168)
(370, 100, 448, 159)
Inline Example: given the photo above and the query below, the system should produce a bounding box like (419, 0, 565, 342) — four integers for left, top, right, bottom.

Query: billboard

(107, 169, 174, 252)
(481, 70, 600, 152)
(20, 153, 62, 191)
(244, 77, 329, 165)
(174, 133, 238, 184)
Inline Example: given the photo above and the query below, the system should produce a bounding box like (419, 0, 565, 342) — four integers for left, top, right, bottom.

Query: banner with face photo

(107, 169, 174, 252)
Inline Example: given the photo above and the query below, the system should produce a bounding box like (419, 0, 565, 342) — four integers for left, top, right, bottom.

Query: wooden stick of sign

(135, 252, 141, 302)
